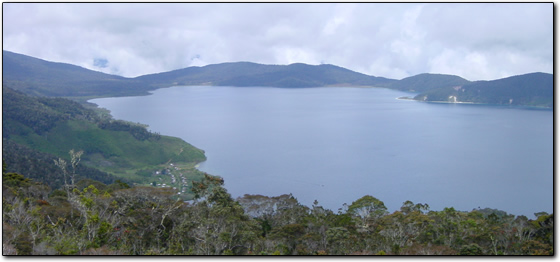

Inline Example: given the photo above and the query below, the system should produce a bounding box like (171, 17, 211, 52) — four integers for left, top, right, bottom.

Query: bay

(90, 86, 553, 217)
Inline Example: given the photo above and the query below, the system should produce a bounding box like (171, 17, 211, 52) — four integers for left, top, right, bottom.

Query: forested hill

(2, 50, 154, 97)
(412, 72, 553, 108)
(387, 73, 471, 93)
(2, 86, 206, 185)
(136, 62, 396, 88)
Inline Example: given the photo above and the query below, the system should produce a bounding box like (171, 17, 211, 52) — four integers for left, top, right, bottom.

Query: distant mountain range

(2, 50, 553, 108)
(136, 62, 395, 88)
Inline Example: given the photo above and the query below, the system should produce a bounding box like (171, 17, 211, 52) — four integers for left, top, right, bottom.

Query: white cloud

(2, 3, 552, 80)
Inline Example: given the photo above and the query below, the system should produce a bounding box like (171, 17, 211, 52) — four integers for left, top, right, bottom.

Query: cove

(90, 86, 553, 217)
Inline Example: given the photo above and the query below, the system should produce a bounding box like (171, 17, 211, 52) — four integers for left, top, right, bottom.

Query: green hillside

(413, 72, 553, 108)
(2, 86, 206, 183)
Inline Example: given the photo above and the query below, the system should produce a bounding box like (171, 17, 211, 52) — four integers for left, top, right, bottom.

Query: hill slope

(387, 73, 471, 93)
(413, 72, 553, 108)
(136, 62, 396, 88)
(2, 86, 206, 183)
(3, 51, 397, 98)
(2, 50, 153, 97)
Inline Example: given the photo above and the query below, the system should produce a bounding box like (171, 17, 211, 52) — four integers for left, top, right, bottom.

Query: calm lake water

(91, 86, 553, 217)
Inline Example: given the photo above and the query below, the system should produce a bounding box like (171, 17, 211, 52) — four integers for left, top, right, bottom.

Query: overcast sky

(2, 3, 553, 80)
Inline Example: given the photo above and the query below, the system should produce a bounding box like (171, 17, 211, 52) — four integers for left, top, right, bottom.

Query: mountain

(136, 62, 396, 88)
(3, 50, 396, 98)
(2, 50, 552, 108)
(387, 73, 471, 93)
(413, 72, 553, 108)
(2, 50, 153, 97)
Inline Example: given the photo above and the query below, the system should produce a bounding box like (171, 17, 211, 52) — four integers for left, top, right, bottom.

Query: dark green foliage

(2, 170, 32, 188)
(97, 119, 160, 141)
(2, 140, 117, 189)
(2, 84, 98, 136)
(459, 243, 483, 255)
(3, 87, 73, 136)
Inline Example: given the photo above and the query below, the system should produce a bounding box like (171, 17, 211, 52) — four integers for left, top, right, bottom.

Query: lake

(90, 86, 553, 217)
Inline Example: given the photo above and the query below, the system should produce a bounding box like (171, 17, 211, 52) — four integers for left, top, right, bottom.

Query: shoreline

(396, 96, 552, 109)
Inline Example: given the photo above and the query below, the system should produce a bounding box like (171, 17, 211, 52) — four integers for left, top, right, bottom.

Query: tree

(459, 243, 483, 255)
(347, 195, 387, 233)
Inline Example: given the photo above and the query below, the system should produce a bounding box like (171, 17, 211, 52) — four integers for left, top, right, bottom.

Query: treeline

(2, 140, 120, 190)
(2, 87, 95, 136)
(2, 86, 157, 140)
(97, 119, 160, 141)
(2, 165, 553, 255)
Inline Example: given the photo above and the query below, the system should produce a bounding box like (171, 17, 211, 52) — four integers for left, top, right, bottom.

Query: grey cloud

(2, 3, 552, 80)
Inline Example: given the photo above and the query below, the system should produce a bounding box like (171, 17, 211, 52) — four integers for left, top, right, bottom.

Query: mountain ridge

(135, 61, 396, 88)
(2, 50, 552, 108)
(2, 50, 154, 97)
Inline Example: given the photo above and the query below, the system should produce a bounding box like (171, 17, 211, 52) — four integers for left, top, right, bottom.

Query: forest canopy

(2, 165, 553, 255)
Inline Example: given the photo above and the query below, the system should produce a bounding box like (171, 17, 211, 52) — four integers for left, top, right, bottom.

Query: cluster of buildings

(154, 163, 190, 195)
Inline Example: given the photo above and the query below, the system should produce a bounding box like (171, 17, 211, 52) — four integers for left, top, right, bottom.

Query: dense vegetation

(2, 140, 119, 190)
(413, 72, 553, 108)
(2, 86, 206, 184)
(2, 166, 553, 255)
